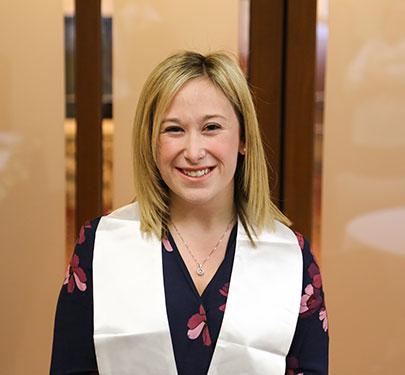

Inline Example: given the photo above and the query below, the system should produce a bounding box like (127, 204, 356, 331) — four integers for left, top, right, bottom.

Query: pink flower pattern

(295, 232, 305, 250)
(64, 254, 87, 293)
(187, 304, 212, 346)
(319, 307, 328, 332)
(299, 264, 324, 318)
(77, 221, 91, 245)
(218, 282, 229, 312)
(300, 283, 322, 315)
(308, 262, 322, 289)
(296, 232, 329, 340)
(295, 231, 318, 260)
(162, 238, 174, 252)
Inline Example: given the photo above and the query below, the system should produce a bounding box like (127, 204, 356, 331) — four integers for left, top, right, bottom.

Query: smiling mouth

(179, 167, 213, 177)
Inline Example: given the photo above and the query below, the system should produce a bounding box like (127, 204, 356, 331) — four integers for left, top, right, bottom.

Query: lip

(176, 166, 216, 181)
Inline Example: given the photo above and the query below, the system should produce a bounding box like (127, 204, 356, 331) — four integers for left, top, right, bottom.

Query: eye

(204, 123, 221, 132)
(162, 126, 184, 133)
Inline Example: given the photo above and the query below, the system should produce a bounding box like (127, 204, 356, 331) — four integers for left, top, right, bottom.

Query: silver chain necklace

(171, 218, 234, 276)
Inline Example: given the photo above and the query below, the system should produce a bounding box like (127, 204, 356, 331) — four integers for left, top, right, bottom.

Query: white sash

(93, 203, 302, 374)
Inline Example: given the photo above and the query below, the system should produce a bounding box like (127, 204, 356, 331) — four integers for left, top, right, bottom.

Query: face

(157, 77, 244, 209)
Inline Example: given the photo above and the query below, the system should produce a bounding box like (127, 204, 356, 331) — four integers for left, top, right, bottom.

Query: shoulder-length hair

(132, 51, 290, 244)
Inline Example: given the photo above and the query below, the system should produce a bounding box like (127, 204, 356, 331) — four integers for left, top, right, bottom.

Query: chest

(92, 213, 303, 374)
(172, 230, 232, 295)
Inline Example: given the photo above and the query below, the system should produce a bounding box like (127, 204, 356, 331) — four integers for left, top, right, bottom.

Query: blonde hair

(132, 51, 290, 244)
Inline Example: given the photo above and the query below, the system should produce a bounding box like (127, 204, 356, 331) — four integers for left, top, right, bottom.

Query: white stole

(93, 203, 302, 374)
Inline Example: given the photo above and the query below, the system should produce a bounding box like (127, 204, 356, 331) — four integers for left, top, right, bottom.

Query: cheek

(157, 137, 178, 171)
(212, 138, 240, 172)
(224, 134, 242, 158)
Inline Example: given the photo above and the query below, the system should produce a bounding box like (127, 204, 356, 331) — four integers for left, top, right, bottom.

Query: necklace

(171, 218, 234, 276)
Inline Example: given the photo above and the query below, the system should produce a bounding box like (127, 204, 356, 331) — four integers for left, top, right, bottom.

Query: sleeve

(285, 233, 329, 375)
(50, 217, 101, 375)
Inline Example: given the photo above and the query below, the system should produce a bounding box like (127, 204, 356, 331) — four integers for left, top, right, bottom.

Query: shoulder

(103, 202, 140, 221)
(240, 219, 300, 246)
(51, 219, 101, 374)
(293, 232, 321, 277)
(75, 216, 102, 257)
(293, 232, 327, 321)
(95, 202, 142, 231)
(63, 217, 101, 294)
(77, 217, 102, 243)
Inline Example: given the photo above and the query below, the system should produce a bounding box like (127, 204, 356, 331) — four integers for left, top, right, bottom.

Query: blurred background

(0, 0, 404, 373)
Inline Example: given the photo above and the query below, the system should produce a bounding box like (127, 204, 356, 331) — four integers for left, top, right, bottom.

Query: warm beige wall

(113, 0, 239, 207)
(322, 0, 405, 373)
(0, 1, 65, 374)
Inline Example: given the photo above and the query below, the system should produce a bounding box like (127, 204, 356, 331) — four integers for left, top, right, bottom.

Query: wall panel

(322, 0, 405, 372)
(0, 1, 65, 373)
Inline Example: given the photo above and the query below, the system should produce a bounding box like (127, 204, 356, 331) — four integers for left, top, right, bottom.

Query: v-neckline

(167, 224, 237, 298)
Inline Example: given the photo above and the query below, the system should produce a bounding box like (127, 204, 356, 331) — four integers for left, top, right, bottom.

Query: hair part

(132, 51, 291, 245)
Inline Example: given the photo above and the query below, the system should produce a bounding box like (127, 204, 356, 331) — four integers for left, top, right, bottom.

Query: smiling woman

(157, 77, 243, 211)
(132, 52, 289, 244)
(50, 51, 329, 375)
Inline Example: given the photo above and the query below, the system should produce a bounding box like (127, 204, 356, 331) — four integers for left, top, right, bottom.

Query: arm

(286, 234, 329, 375)
(50, 218, 101, 375)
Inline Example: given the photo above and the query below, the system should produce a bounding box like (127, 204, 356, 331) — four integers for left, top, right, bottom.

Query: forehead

(163, 77, 234, 118)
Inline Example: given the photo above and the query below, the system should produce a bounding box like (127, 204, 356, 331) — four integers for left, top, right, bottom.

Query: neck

(169, 195, 236, 231)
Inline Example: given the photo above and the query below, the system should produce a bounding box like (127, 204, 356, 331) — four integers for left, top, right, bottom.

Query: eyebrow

(161, 114, 227, 125)
(161, 117, 183, 125)
(202, 114, 227, 121)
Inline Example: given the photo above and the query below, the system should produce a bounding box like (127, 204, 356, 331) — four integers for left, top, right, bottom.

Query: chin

(171, 191, 217, 207)
(182, 195, 214, 206)
(169, 183, 235, 208)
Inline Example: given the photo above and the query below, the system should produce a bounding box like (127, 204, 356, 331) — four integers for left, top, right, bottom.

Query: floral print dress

(50, 219, 329, 375)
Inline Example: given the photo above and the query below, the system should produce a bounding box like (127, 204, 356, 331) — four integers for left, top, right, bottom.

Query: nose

(183, 132, 206, 163)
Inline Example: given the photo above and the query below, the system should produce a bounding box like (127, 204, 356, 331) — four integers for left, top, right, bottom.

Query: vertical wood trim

(283, 0, 317, 238)
(248, 0, 285, 205)
(75, 0, 103, 234)
(248, 0, 317, 238)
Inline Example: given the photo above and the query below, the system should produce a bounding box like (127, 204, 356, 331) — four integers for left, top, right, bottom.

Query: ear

(239, 142, 246, 155)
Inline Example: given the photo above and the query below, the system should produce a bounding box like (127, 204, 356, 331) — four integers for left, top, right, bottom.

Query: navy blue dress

(50, 218, 328, 375)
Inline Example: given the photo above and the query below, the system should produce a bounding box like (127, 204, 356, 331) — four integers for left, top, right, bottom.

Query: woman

(51, 51, 329, 375)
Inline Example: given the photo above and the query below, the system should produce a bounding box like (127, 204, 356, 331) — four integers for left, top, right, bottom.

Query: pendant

(196, 265, 204, 276)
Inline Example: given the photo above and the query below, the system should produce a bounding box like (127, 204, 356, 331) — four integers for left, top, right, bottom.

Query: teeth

(182, 168, 211, 177)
